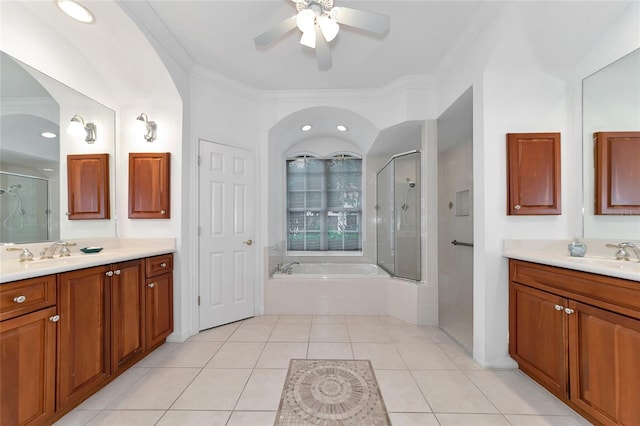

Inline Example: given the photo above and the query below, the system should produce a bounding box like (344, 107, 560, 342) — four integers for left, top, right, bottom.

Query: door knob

(243, 239, 254, 246)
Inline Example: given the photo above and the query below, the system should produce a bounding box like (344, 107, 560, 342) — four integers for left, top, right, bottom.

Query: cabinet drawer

(146, 254, 173, 277)
(0, 275, 56, 321)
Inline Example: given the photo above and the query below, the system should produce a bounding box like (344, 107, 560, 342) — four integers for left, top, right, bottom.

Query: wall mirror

(583, 48, 640, 240)
(0, 51, 116, 244)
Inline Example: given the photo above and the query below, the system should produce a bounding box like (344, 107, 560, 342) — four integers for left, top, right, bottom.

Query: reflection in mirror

(583, 48, 640, 240)
(0, 51, 116, 244)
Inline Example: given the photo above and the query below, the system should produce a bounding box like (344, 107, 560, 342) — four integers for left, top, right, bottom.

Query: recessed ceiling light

(336, 124, 348, 132)
(301, 124, 312, 132)
(57, 0, 95, 24)
(41, 132, 57, 139)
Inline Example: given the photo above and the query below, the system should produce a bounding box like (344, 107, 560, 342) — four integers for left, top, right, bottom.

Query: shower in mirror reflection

(0, 184, 25, 232)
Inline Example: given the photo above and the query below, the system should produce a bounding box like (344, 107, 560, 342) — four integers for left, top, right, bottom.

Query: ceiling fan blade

(314, 24, 332, 71)
(254, 15, 298, 47)
(332, 7, 389, 34)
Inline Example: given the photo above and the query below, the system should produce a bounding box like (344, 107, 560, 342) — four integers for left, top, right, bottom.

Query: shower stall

(0, 172, 52, 243)
(376, 151, 421, 281)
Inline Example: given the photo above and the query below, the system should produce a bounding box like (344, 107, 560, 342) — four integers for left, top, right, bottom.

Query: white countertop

(503, 239, 640, 282)
(0, 238, 176, 284)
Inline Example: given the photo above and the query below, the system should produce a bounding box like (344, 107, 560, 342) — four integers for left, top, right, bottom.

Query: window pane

(306, 191, 322, 208)
(305, 210, 321, 230)
(306, 232, 321, 250)
(288, 192, 305, 209)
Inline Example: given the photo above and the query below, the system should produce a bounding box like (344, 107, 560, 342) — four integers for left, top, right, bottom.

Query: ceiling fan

(254, 0, 390, 70)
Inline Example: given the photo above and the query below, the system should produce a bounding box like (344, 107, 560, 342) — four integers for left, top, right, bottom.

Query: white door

(198, 140, 255, 330)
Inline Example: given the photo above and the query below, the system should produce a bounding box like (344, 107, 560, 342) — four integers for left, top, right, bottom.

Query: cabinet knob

(105, 271, 114, 277)
(114, 269, 121, 275)
(49, 315, 60, 322)
(160, 210, 166, 215)
(65, 212, 71, 216)
(13, 295, 26, 304)
(514, 205, 521, 210)
(148, 282, 156, 288)
(564, 308, 575, 315)
(554, 304, 564, 311)
(160, 263, 167, 268)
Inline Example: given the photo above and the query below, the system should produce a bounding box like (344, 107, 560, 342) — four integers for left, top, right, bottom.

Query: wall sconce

(136, 113, 157, 142)
(69, 114, 97, 143)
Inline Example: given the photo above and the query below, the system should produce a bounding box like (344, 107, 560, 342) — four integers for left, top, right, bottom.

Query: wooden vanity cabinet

(110, 260, 146, 374)
(128, 152, 170, 219)
(509, 260, 640, 425)
(57, 266, 111, 411)
(66, 154, 110, 220)
(145, 254, 173, 350)
(507, 133, 561, 215)
(0, 276, 58, 426)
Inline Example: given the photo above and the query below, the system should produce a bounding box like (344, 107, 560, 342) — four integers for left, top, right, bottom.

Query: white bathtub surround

(0, 237, 176, 283)
(503, 239, 640, 281)
(266, 263, 422, 323)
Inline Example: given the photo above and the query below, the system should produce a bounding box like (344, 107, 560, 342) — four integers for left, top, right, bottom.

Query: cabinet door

(145, 272, 173, 350)
(0, 307, 57, 426)
(66, 154, 110, 219)
(507, 133, 561, 215)
(568, 301, 640, 425)
(509, 282, 568, 398)
(111, 260, 145, 373)
(58, 266, 110, 410)
(128, 152, 170, 219)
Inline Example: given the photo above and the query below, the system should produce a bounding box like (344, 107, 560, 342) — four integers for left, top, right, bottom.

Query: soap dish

(80, 247, 104, 254)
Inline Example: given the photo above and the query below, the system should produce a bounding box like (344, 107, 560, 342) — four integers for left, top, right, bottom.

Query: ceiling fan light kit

(255, 0, 389, 70)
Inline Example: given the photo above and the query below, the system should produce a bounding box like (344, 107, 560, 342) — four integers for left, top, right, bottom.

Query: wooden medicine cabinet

(594, 131, 640, 215)
(128, 152, 170, 219)
(507, 133, 561, 215)
(66, 153, 110, 220)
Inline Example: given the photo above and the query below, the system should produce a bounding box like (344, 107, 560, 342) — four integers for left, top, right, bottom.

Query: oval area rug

(275, 359, 390, 425)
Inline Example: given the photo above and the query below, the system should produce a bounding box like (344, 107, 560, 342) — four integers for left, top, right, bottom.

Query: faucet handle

(6, 247, 34, 262)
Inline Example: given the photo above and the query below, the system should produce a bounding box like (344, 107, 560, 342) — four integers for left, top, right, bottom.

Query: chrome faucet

(6, 247, 34, 262)
(280, 261, 300, 274)
(40, 241, 75, 259)
(607, 242, 640, 262)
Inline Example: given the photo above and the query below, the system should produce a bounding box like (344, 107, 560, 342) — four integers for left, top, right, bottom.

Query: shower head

(7, 184, 21, 194)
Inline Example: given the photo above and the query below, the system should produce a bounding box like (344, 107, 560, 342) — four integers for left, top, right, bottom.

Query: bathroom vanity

(505, 244, 639, 426)
(0, 241, 174, 426)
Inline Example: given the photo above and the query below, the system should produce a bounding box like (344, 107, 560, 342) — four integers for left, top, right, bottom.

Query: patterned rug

(275, 359, 390, 425)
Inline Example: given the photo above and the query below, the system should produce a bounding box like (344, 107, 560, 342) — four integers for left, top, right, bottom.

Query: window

(286, 154, 362, 252)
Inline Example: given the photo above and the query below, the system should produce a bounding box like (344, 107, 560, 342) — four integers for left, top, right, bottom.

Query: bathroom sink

(565, 256, 640, 273)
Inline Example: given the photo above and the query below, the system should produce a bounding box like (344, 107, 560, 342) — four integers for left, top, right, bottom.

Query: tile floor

(55, 315, 591, 426)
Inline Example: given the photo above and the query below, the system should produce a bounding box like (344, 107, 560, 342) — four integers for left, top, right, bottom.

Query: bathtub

(266, 262, 423, 317)
(272, 263, 389, 279)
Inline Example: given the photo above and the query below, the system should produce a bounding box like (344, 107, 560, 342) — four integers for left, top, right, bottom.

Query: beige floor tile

(135, 342, 180, 367)
(188, 321, 242, 341)
(387, 412, 439, 426)
(412, 370, 498, 413)
(171, 369, 252, 410)
(419, 326, 454, 343)
(352, 343, 407, 369)
(228, 323, 275, 342)
(312, 315, 346, 324)
(466, 370, 572, 415)
(269, 323, 310, 342)
(158, 341, 223, 367)
(307, 342, 353, 359)
(235, 369, 288, 410)
(156, 410, 231, 425)
(505, 414, 588, 426)
(375, 370, 431, 412)
(108, 368, 200, 409)
(255, 342, 308, 368)
(54, 409, 100, 425)
(278, 314, 313, 324)
(78, 367, 151, 409)
(242, 315, 279, 325)
(206, 342, 265, 368)
(385, 324, 438, 343)
(227, 411, 277, 426)
(346, 315, 383, 325)
(347, 324, 391, 342)
(86, 410, 165, 425)
(435, 413, 511, 425)
(310, 324, 350, 342)
(437, 341, 483, 370)
(379, 316, 412, 325)
(395, 343, 458, 370)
